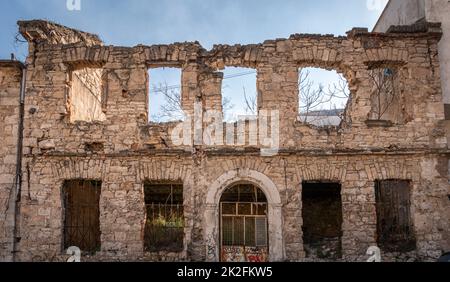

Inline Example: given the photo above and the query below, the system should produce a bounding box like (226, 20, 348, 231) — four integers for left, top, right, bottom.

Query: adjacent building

(374, 0, 450, 114)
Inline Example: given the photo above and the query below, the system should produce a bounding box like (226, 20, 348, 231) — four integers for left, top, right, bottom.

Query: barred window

(144, 182, 184, 252)
(220, 184, 268, 248)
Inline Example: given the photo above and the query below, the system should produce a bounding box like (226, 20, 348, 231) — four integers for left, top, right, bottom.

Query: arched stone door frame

(204, 169, 284, 262)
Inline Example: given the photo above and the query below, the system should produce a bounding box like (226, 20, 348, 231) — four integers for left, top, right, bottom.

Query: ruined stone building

(0, 19, 449, 262)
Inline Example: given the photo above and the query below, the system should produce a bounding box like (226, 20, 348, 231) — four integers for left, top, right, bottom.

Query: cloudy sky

(0, 0, 388, 121)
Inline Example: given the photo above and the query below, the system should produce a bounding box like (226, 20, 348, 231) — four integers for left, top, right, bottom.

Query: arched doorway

(204, 169, 283, 262)
(219, 183, 268, 262)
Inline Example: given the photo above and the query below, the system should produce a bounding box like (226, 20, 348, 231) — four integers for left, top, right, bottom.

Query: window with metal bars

(144, 182, 184, 252)
(63, 180, 101, 254)
(221, 184, 267, 203)
(220, 184, 268, 248)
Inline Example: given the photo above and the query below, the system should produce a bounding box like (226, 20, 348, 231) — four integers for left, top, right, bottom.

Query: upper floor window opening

(148, 67, 183, 123)
(221, 67, 257, 122)
(298, 67, 350, 127)
(368, 67, 403, 123)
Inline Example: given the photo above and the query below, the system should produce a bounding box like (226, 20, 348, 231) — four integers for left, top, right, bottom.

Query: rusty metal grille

(375, 180, 416, 252)
(144, 183, 184, 252)
(245, 217, 256, 246)
(220, 202, 268, 247)
(220, 184, 269, 262)
(63, 180, 101, 253)
(221, 184, 267, 203)
(255, 217, 267, 246)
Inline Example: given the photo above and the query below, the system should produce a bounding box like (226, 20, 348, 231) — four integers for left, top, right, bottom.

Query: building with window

(0, 19, 449, 262)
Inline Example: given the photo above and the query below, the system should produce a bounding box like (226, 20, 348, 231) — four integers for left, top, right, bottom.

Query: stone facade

(0, 19, 449, 262)
(0, 61, 24, 262)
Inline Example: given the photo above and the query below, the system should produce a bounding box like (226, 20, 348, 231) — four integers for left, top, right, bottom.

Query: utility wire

(150, 70, 257, 93)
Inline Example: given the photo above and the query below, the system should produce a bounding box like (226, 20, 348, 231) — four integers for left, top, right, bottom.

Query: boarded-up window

(63, 180, 101, 253)
(302, 182, 343, 259)
(375, 180, 416, 252)
(144, 182, 184, 252)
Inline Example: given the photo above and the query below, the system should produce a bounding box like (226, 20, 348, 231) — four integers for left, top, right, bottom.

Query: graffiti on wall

(222, 246, 246, 262)
(245, 247, 268, 262)
(221, 246, 268, 262)
(206, 234, 217, 261)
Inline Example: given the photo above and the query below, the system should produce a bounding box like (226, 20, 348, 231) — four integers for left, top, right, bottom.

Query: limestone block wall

(0, 20, 448, 261)
(14, 154, 449, 262)
(18, 30, 446, 154)
(0, 63, 22, 261)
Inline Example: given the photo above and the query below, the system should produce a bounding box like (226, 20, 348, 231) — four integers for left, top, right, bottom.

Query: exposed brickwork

(0, 19, 449, 262)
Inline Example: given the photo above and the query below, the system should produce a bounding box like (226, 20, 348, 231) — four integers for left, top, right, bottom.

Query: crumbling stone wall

(0, 19, 449, 262)
(0, 62, 23, 261)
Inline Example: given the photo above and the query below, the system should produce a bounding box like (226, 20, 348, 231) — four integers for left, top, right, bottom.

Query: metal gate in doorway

(220, 184, 268, 262)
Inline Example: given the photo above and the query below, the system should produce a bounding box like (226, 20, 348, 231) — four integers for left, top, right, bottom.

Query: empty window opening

(69, 67, 106, 123)
(220, 183, 268, 262)
(144, 182, 184, 252)
(299, 68, 350, 127)
(368, 67, 403, 123)
(375, 180, 416, 252)
(302, 182, 343, 260)
(148, 68, 183, 123)
(221, 67, 257, 122)
(63, 180, 101, 253)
